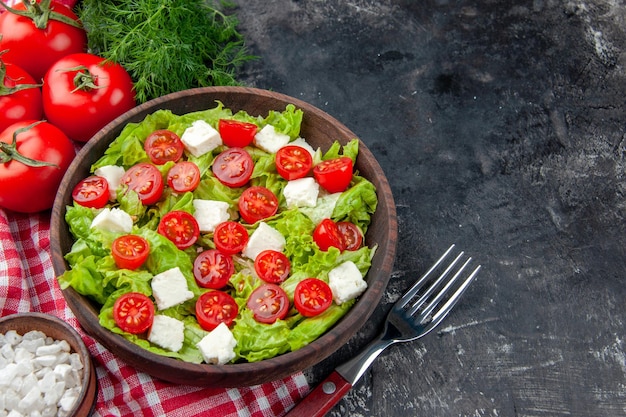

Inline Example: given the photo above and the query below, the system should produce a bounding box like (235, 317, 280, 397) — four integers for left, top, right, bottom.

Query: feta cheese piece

(288, 137, 316, 157)
(90, 208, 133, 233)
(196, 323, 237, 365)
(328, 261, 368, 304)
(181, 120, 222, 157)
(148, 315, 185, 352)
(242, 222, 286, 259)
(253, 125, 290, 153)
(94, 164, 126, 199)
(151, 267, 194, 310)
(193, 199, 230, 232)
(283, 177, 319, 208)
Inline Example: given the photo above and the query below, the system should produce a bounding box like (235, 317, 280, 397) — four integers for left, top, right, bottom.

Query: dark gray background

(233, 1, 626, 416)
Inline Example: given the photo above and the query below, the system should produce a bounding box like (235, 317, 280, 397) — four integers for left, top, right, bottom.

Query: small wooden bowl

(50, 86, 397, 387)
(0, 313, 97, 417)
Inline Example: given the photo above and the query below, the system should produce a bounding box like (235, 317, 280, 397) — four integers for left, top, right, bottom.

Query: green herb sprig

(77, 0, 256, 104)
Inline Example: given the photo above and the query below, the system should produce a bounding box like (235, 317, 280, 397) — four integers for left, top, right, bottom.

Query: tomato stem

(0, 121, 59, 168)
(0, 0, 83, 30)
(0, 55, 42, 96)
(56, 65, 103, 93)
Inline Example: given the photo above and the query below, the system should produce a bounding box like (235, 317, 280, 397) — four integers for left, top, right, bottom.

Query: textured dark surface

(233, 1, 626, 416)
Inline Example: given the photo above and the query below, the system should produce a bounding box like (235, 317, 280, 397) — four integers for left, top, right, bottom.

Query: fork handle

(284, 371, 352, 417)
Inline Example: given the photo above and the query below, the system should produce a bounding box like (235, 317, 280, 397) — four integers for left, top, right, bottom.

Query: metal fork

(285, 244, 481, 417)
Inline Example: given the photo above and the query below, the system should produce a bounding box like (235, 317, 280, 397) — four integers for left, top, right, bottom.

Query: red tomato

(337, 221, 363, 251)
(158, 210, 200, 250)
(113, 292, 155, 334)
(120, 163, 164, 205)
(218, 119, 257, 147)
(294, 278, 333, 317)
(254, 250, 290, 284)
(0, 1, 87, 81)
(195, 290, 239, 331)
(238, 186, 279, 224)
(313, 156, 353, 193)
(144, 129, 184, 165)
(247, 283, 290, 324)
(167, 161, 200, 193)
(0, 61, 43, 133)
(212, 147, 253, 188)
(213, 221, 249, 255)
(42, 53, 135, 142)
(193, 249, 234, 289)
(0, 120, 75, 213)
(111, 235, 150, 270)
(71, 175, 109, 208)
(313, 219, 345, 252)
(275, 145, 313, 180)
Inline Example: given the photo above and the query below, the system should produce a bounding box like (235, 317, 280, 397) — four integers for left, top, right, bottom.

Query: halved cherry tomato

(120, 163, 164, 205)
(144, 129, 184, 165)
(337, 221, 363, 251)
(313, 218, 345, 251)
(113, 292, 155, 334)
(167, 161, 200, 193)
(254, 250, 290, 284)
(193, 249, 234, 289)
(313, 156, 353, 193)
(238, 186, 279, 224)
(247, 283, 290, 324)
(111, 235, 150, 270)
(218, 119, 258, 147)
(195, 290, 239, 331)
(212, 147, 253, 188)
(71, 175, 109, 208)
(294, 278, 333, 317)
(158, 210, 200, 250)
(213, 221, 249, 255)
(275, 145, 313, 180)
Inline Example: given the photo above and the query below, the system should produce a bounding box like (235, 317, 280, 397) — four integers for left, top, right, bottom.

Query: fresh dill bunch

(77, 0, 256, 103)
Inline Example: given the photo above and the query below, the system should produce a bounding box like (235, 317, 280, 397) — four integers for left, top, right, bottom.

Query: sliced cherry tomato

(113, 292, 155, 334)
(120, 163, 164, 205)
(238, 186, 279, 224)
(111, 235, 150, 270)
(144, 129, 184, 165)
(212, 147, 253, 188)
(213, 221, 249, 255)
(195, 290, 239, 331)
(313, 218, 345, 251)
(337, 221, 363, 251)
(275, 145, 313, 180)
(294, 278, 333, 317)
(71, 175, 110, 209)
(247, 283, 290, 324)
(218, 119, 258, 147)
(167, 161, 201, 193)
(254, 250, 291, 284)
(158, 210, 200, 250)
(313, 156, 353, 193)
(193, 249, 234, 289)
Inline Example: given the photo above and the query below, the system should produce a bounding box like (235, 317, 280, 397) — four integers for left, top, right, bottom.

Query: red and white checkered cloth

(0, 209, 309, 416)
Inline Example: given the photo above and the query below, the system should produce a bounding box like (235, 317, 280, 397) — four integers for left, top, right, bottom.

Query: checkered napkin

(0, 209, 309, 416)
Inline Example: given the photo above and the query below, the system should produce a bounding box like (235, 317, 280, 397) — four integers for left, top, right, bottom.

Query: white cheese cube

(196, 322, 237, 365)
(181, 120, 222, 157)
(288, 137, 317, 157)
(253, 125, 290, 153)
(193, 199, 230, 232)
(90, 208, 133, 233)
(151, 267, 194, 310)
(94, 165, 125, 199)
(242, 222, 286, 259)
(148, 315, 185, 352)
(283, 177, 319, 208)
(328, 261, 368, 304)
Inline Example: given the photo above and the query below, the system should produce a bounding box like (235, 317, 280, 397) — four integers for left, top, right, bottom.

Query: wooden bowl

(50, 86, 397, 387)
(0, 313, 97, 417)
